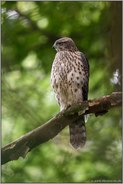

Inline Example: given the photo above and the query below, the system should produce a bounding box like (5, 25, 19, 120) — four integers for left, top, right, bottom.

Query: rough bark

(2, 92, 122, 165)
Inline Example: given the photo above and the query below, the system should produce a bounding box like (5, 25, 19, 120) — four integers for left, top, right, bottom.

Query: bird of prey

(51, 37, 89, 149)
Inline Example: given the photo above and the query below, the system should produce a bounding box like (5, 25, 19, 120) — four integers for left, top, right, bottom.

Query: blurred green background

(2, 1, 122, 183)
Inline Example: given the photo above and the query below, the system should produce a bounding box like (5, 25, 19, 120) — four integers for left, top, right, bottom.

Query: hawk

(51, 37, 89, 149)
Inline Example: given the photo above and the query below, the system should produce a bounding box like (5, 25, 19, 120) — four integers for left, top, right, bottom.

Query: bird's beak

(52, 43, 56, 49)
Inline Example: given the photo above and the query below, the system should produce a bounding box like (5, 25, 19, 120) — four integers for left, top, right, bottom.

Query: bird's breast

(51, 51, 84, 91)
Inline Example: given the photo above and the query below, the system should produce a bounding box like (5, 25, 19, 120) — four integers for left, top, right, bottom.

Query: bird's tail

(69, 116, 86, 149)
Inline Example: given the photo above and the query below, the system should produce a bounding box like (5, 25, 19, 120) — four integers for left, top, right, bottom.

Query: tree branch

(2, 92, 122, 165)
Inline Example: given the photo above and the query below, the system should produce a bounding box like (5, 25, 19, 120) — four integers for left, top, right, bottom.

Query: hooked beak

(52, 42, 56, 49)
(52, 44, 55, 49)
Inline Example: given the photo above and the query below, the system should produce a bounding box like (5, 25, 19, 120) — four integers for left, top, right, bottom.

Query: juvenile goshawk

(51, 37, 89, 149)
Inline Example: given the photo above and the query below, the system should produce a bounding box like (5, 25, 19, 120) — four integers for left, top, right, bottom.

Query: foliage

(2, 1, 122, 183)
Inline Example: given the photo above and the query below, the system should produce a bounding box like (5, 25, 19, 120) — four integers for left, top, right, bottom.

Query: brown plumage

(51, 37, 89, 149)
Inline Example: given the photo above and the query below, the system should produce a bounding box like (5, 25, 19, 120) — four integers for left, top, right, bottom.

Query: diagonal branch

(2, 92, 122, 165)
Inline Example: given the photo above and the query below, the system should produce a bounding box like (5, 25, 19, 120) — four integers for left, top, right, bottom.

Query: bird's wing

(80, 52, 89, 101)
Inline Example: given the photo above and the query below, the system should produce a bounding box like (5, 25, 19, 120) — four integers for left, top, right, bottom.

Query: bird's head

(53, 37, 78, 52)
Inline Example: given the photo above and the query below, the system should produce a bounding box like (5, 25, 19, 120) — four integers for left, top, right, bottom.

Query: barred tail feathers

(69, 116, 86, 149)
